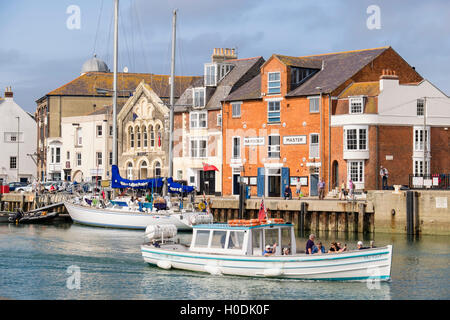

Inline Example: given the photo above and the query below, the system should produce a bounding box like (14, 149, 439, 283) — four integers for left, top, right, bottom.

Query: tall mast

(112, 0, 119, 167)
(168, 9, 177, 180)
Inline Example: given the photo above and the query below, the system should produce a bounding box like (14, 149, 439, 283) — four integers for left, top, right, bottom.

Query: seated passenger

(328, 242, 339, 253)
(339, 243, 348, 252)
(312, 242, 325, 254)
(264, 243, 277, 256)
(152, 239, 160, 248)
(357, 241, 369, 250)
(282, 247, 290, 255)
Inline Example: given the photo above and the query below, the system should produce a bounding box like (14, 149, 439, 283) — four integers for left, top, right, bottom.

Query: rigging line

(92, 0, 105, 57)
(119, 6, 133, 73)
(133, 1, 151, 80)
(129, 1, 137, 73)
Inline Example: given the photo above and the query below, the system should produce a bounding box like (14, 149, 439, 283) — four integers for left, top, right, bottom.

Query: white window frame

(232, 136, 241, 159)
(308, 96, 320, 113)
(76, 153, 82, 167)
(76, 127, 82, 146)
(232, 102, 242, 118)
(204, 63, 217, 87)
(267, 72, 281, 95)
(344, 127, 368, 151)
(267, 100, 281, 123)
(413, 159, 430, 176)
(349, 97, 364, 114)
(190, 111, 208, 129)
(348, 160, 364, 184)
(96, 152, 103, 166)
(10, 156, 17, 169)
(413, 126, 430, 152)
(96, 124, 103, 137)
(268, 134, 280, 159)
(309, 133, 320, 159)
(416, 99, 424, 116)
(192, 87, 206, 108)
(190, 137, 208, 158)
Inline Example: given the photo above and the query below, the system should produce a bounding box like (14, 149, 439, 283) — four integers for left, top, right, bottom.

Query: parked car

(43, 181, 62, 192)
(16, 184, 33, 192)
(8, 182, 28, 192)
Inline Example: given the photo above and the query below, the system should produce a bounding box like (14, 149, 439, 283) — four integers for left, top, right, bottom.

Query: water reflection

(0, 224, 448, 300)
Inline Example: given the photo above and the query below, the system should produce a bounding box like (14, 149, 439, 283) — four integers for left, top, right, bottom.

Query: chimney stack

(379, 69, 399, 91)
(211, 47, 238, 63)
(4, 86, 13, 98)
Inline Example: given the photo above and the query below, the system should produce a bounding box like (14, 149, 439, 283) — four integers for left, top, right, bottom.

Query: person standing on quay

(380, 166, 389, 190)
(318, 178, 325, 200)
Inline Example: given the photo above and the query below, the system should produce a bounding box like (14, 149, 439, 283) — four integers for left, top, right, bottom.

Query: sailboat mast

(168, 9, 177, 180)
(112, 0, 119, 167)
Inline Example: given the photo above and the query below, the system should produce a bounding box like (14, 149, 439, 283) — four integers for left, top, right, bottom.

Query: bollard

(406, 191, 414, 235)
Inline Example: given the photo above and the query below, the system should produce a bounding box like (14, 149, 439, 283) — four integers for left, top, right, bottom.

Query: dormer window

(193, 88, 205, 107)
(204, 63, 234, 87)
(268, 72, 281, 94)
(349, 97, 364, 114)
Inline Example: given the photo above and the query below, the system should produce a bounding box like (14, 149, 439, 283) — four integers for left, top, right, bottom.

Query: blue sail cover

(111, 165, 163, 189)
(167, 178, 195, 194)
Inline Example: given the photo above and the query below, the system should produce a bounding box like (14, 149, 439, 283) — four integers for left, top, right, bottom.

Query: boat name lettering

(364, 254, 382, 260)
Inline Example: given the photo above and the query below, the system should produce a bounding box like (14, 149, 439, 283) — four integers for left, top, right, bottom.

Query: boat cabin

(190, 221, 297, 256)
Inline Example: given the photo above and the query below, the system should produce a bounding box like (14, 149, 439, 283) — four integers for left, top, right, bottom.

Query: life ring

(198, 202, 206, 211)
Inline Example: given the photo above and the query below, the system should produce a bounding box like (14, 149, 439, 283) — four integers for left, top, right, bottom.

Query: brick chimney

(379, 69, 399, 91)
(211, 48, 237, 63)
(4, 87, 13, 99)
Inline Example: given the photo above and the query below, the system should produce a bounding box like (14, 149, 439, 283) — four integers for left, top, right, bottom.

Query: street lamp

(16, 116, 20, 182)
(315, 87, 322, 180)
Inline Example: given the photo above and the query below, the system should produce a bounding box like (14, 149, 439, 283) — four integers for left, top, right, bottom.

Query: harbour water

(0, 222, 448, 300)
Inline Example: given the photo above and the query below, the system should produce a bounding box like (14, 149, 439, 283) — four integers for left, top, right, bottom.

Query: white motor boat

(141, 219, 393, 281)
(64, 199, 212, 231)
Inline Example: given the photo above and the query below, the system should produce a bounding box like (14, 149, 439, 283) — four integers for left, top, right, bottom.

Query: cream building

(117, 81, 170, 181)
(60, 108, 113, 183)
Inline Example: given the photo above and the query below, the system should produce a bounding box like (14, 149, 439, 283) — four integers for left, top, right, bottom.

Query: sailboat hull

(64, 202, 192, 230)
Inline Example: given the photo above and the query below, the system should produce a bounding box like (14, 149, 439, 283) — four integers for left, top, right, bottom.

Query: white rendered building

(0, 88, 37, 184)
(59, 109, 113, 183)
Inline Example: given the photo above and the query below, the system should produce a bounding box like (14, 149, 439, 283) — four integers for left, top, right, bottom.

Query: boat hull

(64, 202, 192, 231)
(141, 244, 393, 281)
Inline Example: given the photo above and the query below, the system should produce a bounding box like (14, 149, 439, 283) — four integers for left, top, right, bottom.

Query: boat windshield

(228, 231, 245, 250)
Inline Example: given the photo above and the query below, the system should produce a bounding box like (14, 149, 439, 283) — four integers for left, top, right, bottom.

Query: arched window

(136, 126, 141, 148)
(155, 124, 162, 148)
(143, 126, 148, 148)
(129, 127, 134, 149)
(154, 161, 161, 178)
(150, 125, 155, 148)
(127, 162, 133, 180)
(140, 161, 148, 179)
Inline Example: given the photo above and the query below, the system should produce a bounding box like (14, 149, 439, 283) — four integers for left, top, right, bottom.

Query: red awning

(203, 163, 219, 172)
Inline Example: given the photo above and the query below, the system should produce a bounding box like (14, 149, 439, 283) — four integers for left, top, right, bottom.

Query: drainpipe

(328, 94, 331, 191)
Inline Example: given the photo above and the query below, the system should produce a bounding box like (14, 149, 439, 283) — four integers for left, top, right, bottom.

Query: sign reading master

(283, 135, 307, 145)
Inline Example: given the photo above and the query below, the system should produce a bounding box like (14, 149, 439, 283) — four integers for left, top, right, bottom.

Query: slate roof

(223, 47, 395, 102)
(174, 56, 265, 112)
(37, 72, 201, 102)
(286, 47, 389, 97)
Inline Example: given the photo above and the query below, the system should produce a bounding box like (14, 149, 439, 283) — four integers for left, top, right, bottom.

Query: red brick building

(331, 69, 450, 191)
(221, 46, 425, 197)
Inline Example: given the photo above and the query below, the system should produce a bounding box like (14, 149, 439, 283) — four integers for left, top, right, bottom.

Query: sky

(0, 0, 449, 112)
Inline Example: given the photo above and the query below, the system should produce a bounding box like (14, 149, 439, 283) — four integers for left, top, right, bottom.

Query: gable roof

(286, 47, 390, 97)
(174, 56, 265, 112)
(38, 72, 201, 103)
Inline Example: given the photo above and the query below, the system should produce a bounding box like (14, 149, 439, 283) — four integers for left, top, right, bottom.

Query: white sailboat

(64, 3, 212, 230)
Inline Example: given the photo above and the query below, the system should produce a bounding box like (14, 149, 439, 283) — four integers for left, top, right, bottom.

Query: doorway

(332, 160, 339, 189)
(310, 173, 319, 196)
(267, 168, 281, 197)
(200, 170, 216, 195)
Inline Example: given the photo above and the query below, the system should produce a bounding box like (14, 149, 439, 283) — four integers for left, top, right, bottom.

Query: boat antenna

(165, 9, 177, 196)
